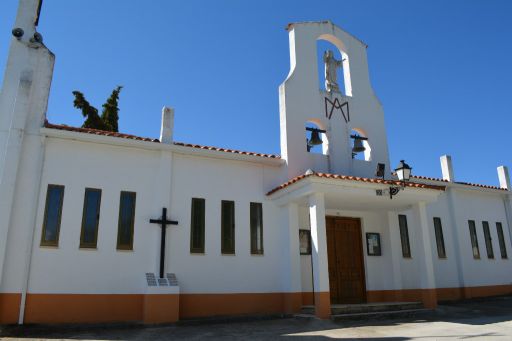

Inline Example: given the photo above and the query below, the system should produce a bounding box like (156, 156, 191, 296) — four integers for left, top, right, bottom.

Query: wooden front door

(326, 217, 366, 304)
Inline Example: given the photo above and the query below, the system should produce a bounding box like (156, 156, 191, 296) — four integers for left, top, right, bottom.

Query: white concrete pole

(497, 166, 510, 190)
(308, 192, 330, 318)
(440, 155, 455, 182)
(412, 202, 438, 308)
(0, 0, 54, 294)
(0, 75, 32, 289)
(160, 107, 174, 144)
(13, 0, 41, 41)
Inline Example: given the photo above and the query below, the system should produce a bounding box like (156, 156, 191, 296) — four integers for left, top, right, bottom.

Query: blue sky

(1, 0, 511, 186)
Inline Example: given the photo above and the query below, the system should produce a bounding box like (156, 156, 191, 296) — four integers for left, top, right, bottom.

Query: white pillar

(387, 212, 403, 293)
(440, 155, 455, 182)
(308, 192, 330, 318)
(160, 106, 174, 144)
(281, 202, 302, 313)
(498, 166, 510, 190)
(497, 167, 512, 258)
(412, 202, 438, 308)
(446, 188, 469, 298)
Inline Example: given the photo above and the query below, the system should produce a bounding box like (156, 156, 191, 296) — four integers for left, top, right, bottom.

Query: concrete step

(331, 308, 430, 321)
(300, 301, 425, 317)
(331, 302, 423, 315)
(293, 313, 317, 320)
(300, 305, 315, 315)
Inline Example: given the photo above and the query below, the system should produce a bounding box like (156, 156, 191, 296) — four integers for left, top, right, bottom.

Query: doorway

(326, 217, 366, 304)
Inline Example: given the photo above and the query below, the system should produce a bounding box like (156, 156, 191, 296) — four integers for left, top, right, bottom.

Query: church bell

(352, 136, 366, 153)
(308, 130, 323, 146)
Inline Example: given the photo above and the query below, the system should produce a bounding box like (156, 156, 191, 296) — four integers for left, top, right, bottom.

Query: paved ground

(1, 296, 512, 340)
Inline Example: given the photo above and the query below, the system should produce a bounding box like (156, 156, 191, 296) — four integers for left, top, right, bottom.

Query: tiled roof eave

(43, 121, 281, 160)
(267, 172, 446, 196)
(411, 175, 507, 191)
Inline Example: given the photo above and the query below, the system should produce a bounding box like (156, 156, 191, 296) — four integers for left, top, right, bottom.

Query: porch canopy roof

(267, 171, 446, 211)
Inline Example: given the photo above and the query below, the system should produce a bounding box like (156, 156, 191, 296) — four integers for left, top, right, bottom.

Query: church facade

(1, 0, 512, 325)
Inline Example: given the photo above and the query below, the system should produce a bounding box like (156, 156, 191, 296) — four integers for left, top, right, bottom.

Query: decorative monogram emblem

(325, 97, 349, 123)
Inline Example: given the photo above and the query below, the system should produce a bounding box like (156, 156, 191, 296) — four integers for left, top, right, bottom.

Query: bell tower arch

(279, 21, 390, 179)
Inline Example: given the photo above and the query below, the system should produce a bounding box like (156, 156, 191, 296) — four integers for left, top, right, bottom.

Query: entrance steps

(297, 302, 429, 320)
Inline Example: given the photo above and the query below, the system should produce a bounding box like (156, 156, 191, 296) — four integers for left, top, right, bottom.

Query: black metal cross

(149, 207, 178, 278)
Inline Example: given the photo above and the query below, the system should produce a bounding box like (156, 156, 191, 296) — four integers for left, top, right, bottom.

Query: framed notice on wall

(366, 233, 381, 256)
(299, 229, 311, 255)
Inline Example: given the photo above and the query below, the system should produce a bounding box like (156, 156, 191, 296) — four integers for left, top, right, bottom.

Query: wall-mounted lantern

(389, 160, 412, 199)
(395, 160, 412, 183)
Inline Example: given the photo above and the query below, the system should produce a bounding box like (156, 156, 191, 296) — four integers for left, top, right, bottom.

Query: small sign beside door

(366, 233, 381, 256)
(299, 229, 311, 255)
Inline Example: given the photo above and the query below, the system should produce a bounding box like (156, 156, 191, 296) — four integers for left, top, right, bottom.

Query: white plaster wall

(4, 135, 512, 297)
(22, 139, 163, 294)
(425, 192, 462, 289)
(8, 137, 285, 295)
(166, 153, 284, 294)
(394, 207, 421, 290)
(449, 190, 512, 287)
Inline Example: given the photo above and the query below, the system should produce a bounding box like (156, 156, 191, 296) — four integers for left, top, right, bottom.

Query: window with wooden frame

(117, 191, 136, 250)
(80, 188, 102, 249)
(398, 214, 411, 258)
(496, 222, 508, 259)
(221, 200, 235, 254)
(40, 184, 65, 247)
(482, 221, 494, 259)
(468, 220, 480, 259)
(433, 217, 447, 258)
(190, 198, 205, 253)
(250, 202, 263, 255)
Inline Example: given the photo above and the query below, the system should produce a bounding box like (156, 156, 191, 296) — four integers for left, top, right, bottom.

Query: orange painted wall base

(1, 284, 511, 324)
(143, 294, 179, 324)
(314, 292, 331, 319)
(179, 292, 302, 319)
(24, 294, 144, 324)
(366, 284, 512, 308)
(0, 293, 21, 324)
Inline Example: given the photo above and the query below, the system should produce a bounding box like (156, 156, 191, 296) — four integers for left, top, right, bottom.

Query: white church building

(1, 0, 512, 325)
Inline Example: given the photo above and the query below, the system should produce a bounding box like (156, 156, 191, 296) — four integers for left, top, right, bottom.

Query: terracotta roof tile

(410, 175, 506, 191)
(411, 175, 449, 182)
(44, 122, 160, 142)
(454, 181, 506, 191)
(267, 172, 446, 195)
(44, 122, 280, 159)
(173, 142, 280, 159)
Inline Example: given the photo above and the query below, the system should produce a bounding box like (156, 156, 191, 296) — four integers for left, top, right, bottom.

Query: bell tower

(279, 21, 390, 179)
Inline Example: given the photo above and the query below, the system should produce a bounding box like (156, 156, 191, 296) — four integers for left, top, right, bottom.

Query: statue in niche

(323, 50, 344, 93)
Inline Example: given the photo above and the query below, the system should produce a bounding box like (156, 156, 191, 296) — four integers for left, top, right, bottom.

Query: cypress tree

(101, 86, 122, 132)
(72, 86, 123, 131)
(72, 91, 107, 130)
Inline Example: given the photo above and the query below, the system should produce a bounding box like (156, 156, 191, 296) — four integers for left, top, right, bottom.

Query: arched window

(350, 128, 371, 161)
(305, 121, 328, 155)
